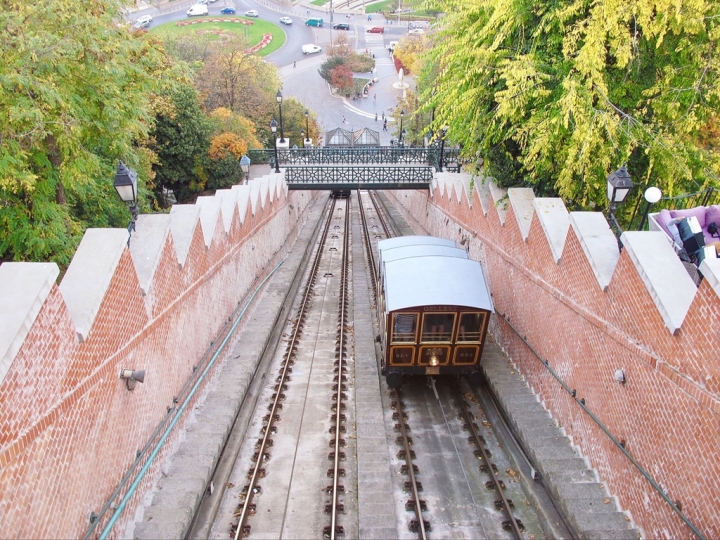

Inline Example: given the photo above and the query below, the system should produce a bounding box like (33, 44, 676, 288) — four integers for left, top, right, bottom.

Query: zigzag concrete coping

(622, 231, 698, 335)
(0, 262, 60, 383)
(569, 212, 619, 292)
(249, 180, 261, 216)
(59, 229, 129, 342)
(533, 198, 570, 263)
(215, 188, 238, 233)
(169, 205, 201, 266)
(196, 196, 221, 247)
(231, 184, 250, 223)
(259, 175, 270, 208)
(508, 188, 535, 241)
(475, 175, 491, 215)
(130, 214, 171, 296)
(489, 181, 509, 224)
(700, 258, 720, 299)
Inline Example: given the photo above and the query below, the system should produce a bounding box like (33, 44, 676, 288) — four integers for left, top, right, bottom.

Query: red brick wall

(0, 187, 318, 538)
(385, 183, 720, 539)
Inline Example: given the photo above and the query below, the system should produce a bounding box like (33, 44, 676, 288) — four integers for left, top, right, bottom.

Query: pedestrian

(293, 61, 296, 68)
(381, 111, 385, 120)
(383, 119, 388, 131)
(375, 113, 378, 122)
(373, 93, 376, 100)
(342, 115, 347, 124)
(307, 9, 309, 16)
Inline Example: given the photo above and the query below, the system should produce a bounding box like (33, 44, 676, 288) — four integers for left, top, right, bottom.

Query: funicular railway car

(376, 236, 494, 388)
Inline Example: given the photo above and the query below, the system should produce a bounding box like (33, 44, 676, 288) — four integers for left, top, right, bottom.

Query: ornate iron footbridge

(247, 147, 462, 190)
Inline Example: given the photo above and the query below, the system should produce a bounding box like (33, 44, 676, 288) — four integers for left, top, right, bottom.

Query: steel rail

(368, 191, 394, 238)
(394, 388, 428, 540)
(454, 384, 524, 539)
(329, 199, 351, 539)
(356, 191, 379, 298)
(233, 197, 337, 540)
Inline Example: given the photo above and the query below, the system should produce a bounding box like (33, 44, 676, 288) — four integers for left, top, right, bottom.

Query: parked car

(301, 44, 322, 54)
(244, 9, 259, 17)
(220, 6, 236, 13)
(187, 4, 209, 16)
(408, 28, 425, 34)
(279, 16, 293, 25)
(195, 0, 208, 4)
(333, 23, 350, 30)
(366, 26, 385, 33)
(133, 15, 152, 29)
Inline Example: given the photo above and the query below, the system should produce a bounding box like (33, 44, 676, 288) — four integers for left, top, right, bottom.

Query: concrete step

(580, 527, 642, 540)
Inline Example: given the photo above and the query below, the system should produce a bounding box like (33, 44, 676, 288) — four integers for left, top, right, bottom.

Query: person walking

(293, 61, 296, 68)
(342, 115, 347, 124)
(381, 111, 385, 121)
(375, 113, 378, 122)
(383, 119, 388, 131)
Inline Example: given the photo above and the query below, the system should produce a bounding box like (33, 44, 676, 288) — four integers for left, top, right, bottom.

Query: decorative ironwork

(285, 165, 433, 190)
(249, 147, 440, 166)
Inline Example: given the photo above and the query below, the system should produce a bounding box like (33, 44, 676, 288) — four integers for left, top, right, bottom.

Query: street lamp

(304, 110, 310, 144)
(399, 109, 405, 146)
(606, 165, 634, 250)
(638, 186, 662, 231)
(270, 119, 280, 173)
(276, 90, 285, 143)
(300, 130, 306, 148)
(240, 154, 251, 185)
(113, 161, 139, 244)
(438, 126, 448, 172)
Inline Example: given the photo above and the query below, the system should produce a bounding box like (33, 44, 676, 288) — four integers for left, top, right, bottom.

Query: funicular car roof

(378, 235, 455, 252)
(379, 245, 468, 278)
(382, 255, 493, 314)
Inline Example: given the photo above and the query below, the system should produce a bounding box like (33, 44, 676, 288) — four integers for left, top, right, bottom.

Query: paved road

(128, 0, 414, 146)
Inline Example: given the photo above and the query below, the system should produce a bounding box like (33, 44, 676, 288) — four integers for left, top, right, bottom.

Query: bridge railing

(248, 147, 439, 166)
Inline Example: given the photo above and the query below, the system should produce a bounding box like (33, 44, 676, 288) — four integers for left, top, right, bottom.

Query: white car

(301, 44, 322, 54)
(408, 28, 425, 34)
(187, 4, 208, 16)
(245, 10, 259, 17)
(133, 15, 152, 29)
(279, 16, 292, 25)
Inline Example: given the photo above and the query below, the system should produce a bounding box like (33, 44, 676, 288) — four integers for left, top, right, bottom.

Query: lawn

(149, 18, 286, 56)
(310, 0, 329, 5)
(365, 0, 396, 14)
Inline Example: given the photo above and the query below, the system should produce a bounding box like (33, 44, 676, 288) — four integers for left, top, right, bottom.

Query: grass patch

(311, 0, 330, 5)
(149, 19, 286, 56)
(365, 0, 396, 14)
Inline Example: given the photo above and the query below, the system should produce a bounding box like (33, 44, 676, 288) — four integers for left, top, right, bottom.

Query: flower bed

(244, 33, 272, 54)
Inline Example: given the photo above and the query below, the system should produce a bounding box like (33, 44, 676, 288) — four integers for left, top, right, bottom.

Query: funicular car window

(392, 313, 417, 343)
(421, 312, 455, 342)
(457, 312, 485, 342)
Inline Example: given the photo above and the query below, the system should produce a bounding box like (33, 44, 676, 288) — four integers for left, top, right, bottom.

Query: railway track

(188, 190, 558, 540)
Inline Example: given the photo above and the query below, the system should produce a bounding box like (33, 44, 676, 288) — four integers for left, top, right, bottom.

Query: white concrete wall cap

(259, 175, 270, 209)
(488, 181, 508, 225)
(0, 262, 59, 383)
(59, 229, 129, 342)
(215, 188, 238, 233)
(233, 185, 250, 223)
(622, 231, 697, 334)
(196, 196, 221, 247)
(508, 188, 535, 241)
(699, 258, 720, 299)
(475, 175, 491, 216)
(169, 205, 201, 266)
(533, 198, 570, 263)
(129, 214, 171, 296)
(249, 178, 261, 216)
(569, 212, 619, 291)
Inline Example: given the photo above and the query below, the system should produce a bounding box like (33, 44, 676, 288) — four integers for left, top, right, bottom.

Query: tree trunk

(45, 134, 66, 205)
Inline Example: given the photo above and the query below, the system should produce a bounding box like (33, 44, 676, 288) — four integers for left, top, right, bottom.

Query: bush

(345, 53, 375, 73)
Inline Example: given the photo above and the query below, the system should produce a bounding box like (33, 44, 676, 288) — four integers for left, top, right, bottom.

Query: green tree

(150, 84, 211, 204)
(0, 0, 173, 264)
(319, 56, 346, 84)
(422, 0, 720, 211)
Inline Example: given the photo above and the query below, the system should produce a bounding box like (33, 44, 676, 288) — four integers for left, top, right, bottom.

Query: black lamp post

(304, 110, 310, 145)
(113, 161, 139, 243)
(438, 126, 448, 172)
(300, 130, 306, 148)
(638, 186, 662, 231)
(240, 154, 251, 185)
(276, 90, 285, 143)
(399, 109, 405, 146)
(270, 119, 280, 173)
(606, 165, 634, 250)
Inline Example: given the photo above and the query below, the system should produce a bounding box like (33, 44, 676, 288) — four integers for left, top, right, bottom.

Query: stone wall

(0, 174, 320, 538)
(384, 174, 720, 539)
